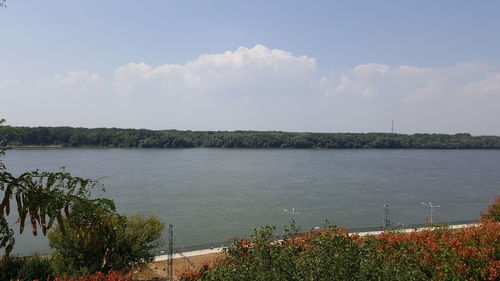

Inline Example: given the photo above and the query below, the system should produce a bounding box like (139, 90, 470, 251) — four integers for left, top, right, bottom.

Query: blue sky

(1, 1, 500, 134)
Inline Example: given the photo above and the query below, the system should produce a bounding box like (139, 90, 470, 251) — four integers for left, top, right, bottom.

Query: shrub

(180, 220, 500, 281)
(0, 255, 23, 281)
(481, 196, 500, 222)
(18, 256, 53, 281)
(53, 270, 132, 281)
(49, 199, 164, 276)
(0, 255, 53, 281)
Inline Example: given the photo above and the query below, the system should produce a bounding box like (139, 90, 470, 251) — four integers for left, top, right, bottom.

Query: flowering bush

(480, 196, 500, 222)
(52, 270, 132, 281)
(180, 200, 500, 281)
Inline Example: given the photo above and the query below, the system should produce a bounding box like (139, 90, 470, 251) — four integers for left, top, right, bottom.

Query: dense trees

(2, 126, 500, 149)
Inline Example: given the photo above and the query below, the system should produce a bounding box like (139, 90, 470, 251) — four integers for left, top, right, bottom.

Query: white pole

(430, 205, 433, 224)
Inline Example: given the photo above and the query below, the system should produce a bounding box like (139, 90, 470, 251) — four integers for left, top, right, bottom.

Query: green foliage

(1, 119, 114, 264)
(194, 223, 362, 281)
(49, 202, 164, 276)
(0, 255, 52, 281)
(1, 126, 500, 149)
(17, 256, 53, 281)
(112, 215, 164, 268)
(182, 220, 500, 281)
(2, 120, 164, 277)
(0, 167, 102, 262)
(480, 196, 500, 222)
(0, 255, 22, 281)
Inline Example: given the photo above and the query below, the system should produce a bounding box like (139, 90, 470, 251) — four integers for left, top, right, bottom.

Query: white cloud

(407, 81, 443, 102)
(354, 63, 391, 75)
(317, 62, 500, 134)
(461, 73, 500, 96)
(35, 71, 103, 95)
(113, 44, 316, 97)
(321, 62, 498, 102)
(1, 45, 500, 134)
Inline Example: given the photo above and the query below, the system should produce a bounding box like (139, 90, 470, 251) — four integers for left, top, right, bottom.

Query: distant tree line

(1, 126, 500, 149)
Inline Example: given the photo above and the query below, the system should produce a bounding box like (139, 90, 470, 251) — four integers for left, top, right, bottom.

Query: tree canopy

(2, 125, 500, 149)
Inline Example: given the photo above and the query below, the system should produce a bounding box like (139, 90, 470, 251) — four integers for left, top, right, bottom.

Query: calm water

(3, 148, 500, 255)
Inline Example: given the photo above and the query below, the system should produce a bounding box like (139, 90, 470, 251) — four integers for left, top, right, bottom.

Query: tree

(1, 120, 164, 276)
(0, 119, 104, 263)
(48, 199, 164, 276)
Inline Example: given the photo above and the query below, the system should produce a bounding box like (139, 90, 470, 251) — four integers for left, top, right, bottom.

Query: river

(2, 148, 499, 255)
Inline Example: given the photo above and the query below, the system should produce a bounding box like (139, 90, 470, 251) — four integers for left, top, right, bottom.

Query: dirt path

(133, 252, 225, 280)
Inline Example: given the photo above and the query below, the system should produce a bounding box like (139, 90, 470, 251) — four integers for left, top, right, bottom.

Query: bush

(48, 199, 164, 277)
(53, 270, 132, 281)
(18, 256, 53, 281)
(0, 255, 53, 281)
(0, 255, 23, 281)
(181, 220, 500, 281)
(481, 196, 500, 222)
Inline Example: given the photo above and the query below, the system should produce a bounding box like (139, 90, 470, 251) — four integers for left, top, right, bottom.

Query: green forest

(1, 126, 500, 149)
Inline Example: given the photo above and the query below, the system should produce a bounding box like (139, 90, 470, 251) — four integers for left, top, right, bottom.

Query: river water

(2, 148, 499, 255)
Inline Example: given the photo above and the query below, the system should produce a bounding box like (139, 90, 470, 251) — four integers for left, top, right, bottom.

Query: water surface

(3, 148, 499, 254)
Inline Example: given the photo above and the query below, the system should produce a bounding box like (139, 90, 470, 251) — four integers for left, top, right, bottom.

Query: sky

(1, 0, 500, 135)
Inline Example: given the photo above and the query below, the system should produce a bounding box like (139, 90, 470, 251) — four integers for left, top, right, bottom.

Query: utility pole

(167, 224, 173, 281)
(391, 120, 394, 134)
(383, 204, 391, 230)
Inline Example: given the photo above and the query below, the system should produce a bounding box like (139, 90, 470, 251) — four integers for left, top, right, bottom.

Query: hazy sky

(1, 1, 500, 135)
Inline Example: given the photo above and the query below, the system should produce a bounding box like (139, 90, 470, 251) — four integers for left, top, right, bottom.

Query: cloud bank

(1, 45, 499, 134)
(114, 44, 316, 98)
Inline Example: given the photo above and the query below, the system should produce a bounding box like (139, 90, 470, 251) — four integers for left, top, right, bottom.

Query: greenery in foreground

(181, 198, 500, 281)
(1, 120, 499, 280)
(1, 120, 164, 280)
(2, 126, 500, 149)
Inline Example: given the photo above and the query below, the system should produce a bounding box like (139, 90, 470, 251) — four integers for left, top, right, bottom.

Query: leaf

(15, 193, 22, 216)
(29, 207, 38, 236)
(4, 196, 9, 216)
(57, 210, 65, 234)
(1, 243, 14, 264)
(0, 235, 10, 248)
(64, 203, 70, 217)
(40, 207, 47, 235)
(18, 195, 27, 234)
(0, 187, 11, 215)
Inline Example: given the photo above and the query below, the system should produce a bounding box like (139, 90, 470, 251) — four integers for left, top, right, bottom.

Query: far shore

(6, 145, 64, 149)
(4, 145, 499, 150)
